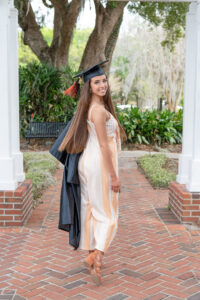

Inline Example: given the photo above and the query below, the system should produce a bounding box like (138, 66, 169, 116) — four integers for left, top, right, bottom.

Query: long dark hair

(58, 78, 127, 154)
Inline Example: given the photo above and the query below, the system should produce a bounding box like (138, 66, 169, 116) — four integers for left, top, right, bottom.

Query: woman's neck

(91, 95, 104, 107)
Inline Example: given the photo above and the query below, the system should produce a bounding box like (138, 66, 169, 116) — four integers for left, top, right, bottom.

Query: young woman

(58, 61, 127, 285)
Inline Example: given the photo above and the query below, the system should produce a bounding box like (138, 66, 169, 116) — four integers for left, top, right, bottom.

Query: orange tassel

(64, 79, 80, 98)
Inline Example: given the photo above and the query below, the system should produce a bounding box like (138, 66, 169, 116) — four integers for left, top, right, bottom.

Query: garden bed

(20, 137, 182, 153)
(24, 152, 59, 208)
(122, 142, 182, 153)
(136, 154, 178, 189)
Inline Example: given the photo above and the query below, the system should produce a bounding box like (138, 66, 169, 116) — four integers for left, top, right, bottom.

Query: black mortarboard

(73, 60, 109, 83)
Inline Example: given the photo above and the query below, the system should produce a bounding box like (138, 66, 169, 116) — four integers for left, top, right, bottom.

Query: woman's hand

(110, 175, 121, 193)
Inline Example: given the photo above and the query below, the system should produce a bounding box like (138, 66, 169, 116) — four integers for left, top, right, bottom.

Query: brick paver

(0, 157, 200, 299)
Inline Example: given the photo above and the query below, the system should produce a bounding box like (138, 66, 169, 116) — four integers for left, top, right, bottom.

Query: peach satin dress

(78, 104, 121, 252)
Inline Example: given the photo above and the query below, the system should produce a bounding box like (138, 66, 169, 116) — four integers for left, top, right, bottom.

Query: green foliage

(100, 0, 117, 8)
(19, 62, 77, 137)
(41, 27, 53, 45)
(179, 90, 184, 107)
(69, 28, 92, 70)
(18, 28, 53, 66)
(106, 1, 118, 8)
(113, 56, 130, 83)
(24, 153, 58, 208)
(115, 106, 183, 145)
(18, 32, 39, 66)
(18, 27, 91, 70)
(138, 154, 176, 188)
(128, 2, 189, 51)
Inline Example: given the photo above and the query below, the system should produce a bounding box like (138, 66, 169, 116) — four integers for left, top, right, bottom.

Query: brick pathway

(1, 157, 200, 300)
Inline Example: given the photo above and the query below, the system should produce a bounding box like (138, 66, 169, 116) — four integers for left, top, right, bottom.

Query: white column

(176, 2, 197, 184)
(0, 0, 17, 190)
(8, 0, 25, 182)
(0, 0, 25, 190)
(186, 0, 200, 192)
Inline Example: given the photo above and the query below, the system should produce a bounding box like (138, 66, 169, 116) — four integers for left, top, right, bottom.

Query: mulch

(20, 137, 182, 153)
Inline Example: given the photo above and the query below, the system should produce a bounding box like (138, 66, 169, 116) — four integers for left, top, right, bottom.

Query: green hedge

(19, 62, 77, 137)
(115, 106, 182, 145)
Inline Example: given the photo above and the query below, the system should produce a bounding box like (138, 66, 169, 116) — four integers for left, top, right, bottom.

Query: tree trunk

(15, 0, 82, 69)
(49, 0, 82, 69)
(165, 90, 173, 111)
(79, 1, 128, 72)
(105, 13, 123, 74)
(173, 82, 183, 112)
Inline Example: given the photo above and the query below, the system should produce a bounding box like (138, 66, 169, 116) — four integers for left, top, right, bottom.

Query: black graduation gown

(49, 119, 82, 250)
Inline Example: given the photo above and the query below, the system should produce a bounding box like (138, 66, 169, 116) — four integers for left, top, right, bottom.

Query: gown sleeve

(49, 119, 72, 165)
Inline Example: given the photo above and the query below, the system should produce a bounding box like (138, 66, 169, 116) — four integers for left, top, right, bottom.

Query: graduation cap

(64, 60, 109, 98)
(73, 59, 109, 83)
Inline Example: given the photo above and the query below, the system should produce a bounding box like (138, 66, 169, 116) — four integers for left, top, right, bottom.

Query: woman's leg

(83, 250, 95, 272)
(91, 248, 104, 286)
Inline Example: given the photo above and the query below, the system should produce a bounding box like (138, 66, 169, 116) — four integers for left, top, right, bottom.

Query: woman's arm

(92, 106, 120, 192)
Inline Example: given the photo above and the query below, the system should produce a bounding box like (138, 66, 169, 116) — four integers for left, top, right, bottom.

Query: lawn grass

(137, 154, 177, 188)
(23, 153, 59, 208)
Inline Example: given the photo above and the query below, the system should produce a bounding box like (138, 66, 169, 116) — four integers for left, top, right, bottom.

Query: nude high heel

(83, 250, 95, 272)
(90, 249, 104, 286)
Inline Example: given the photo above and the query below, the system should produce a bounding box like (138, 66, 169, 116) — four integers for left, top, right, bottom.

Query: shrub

(19, 62, 77, 137)
(115, 106, 183, 145)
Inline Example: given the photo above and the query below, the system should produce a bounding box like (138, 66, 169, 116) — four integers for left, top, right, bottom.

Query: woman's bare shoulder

(91, 104, 107, 123)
